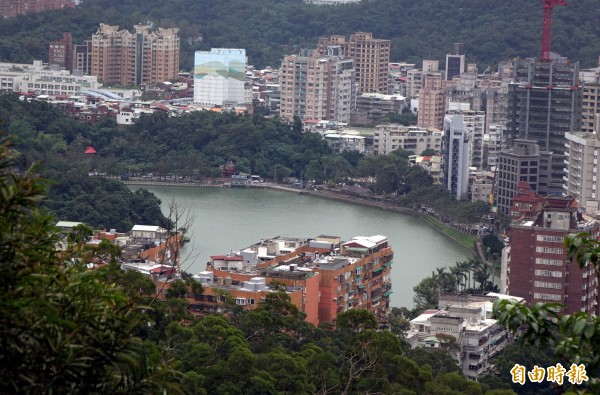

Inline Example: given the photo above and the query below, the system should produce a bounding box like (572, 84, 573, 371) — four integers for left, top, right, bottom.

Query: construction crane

(540, 0, 567, 61)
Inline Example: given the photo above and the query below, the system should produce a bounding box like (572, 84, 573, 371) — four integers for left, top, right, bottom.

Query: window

(534, 269, 563, 277)
(536, 247, 563, 254)
(534, 281, 562, 289)
(533, 292, 561, 301)
(536, 235, 564, 243)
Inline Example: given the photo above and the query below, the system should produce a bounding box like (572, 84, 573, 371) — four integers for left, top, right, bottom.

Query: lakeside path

(263, 184, 477, 255)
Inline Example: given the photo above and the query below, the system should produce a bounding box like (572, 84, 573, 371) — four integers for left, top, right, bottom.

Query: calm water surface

(133, 186, 473, 308)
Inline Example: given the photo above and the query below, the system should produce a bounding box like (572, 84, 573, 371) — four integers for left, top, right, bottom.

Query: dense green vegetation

(0, 93, 491, 231)
(0, 95, 168, 231)
(0, 0, 599, 70)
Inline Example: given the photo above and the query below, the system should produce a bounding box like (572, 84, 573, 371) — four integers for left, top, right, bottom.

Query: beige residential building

(564, 119, 600, 212)
(418, 62, 445, 130)
(280, 50, 355, 122)
(317, 32, 390, 94)
(580, 68, 600, 134)
(373, 124, 442, 156)
(91, 24, 180, 86)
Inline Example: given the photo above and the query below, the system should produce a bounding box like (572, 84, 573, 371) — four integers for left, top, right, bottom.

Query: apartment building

(280, 49, 355, 122)
(580, 67, 600, 134)
(505, 208, 600, 315)
(407, 293, 516, 380)
(373, 124, 442, 156)
(507, 57, 582, 193)
(73, 41, 93, 76)
(445, 43, 465, 81)
(442, 114, 470, 200)
(446, 108, 485, 170)
(0, 60, 98, 95)
(352, 92, 407, 125)
(418, 61, 445, 130)
(317, 32, 390, 94)
(0, 0, 74, 18)
(192, 234, 393, 325)
(193, 48, 247, 107)
(564, 119, 600, 212)
(91, 24, 180, 86)
(495, 139, 552, 215)
(49, 32, 72, 72)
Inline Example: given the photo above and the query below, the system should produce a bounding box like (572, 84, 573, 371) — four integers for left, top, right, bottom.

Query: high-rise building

(49, 32, 72, 71)
(504, 207, 600, 315)
(193, 48, 247, 107)
(91, 24, 180, 86)
(445, 42, 465, 81)
(418, 61, 445, 130)
(446, 108, 485, 170)
(442, 114, 470, 200)
(495, 139, 552, 215)
(72, 40, 92, 76)
(317, 32, 390, 94)
(507, 57, 582, 193)
(564, 117, 600, 212)
(280, 49, 355, 122)
(580, 67, 600, 134)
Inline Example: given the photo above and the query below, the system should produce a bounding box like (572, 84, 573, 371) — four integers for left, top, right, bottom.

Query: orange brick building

(188, 234, 393, 325)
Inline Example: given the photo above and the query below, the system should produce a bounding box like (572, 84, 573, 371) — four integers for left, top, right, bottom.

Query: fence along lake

(133, 186, 473, 308)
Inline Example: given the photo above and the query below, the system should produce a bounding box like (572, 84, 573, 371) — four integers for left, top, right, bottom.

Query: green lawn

(420, 215, 477, 253)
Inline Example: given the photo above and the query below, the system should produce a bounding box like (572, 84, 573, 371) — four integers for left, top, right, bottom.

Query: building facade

(193, 48, 247, 107)
(442, 114, 470, 200)
(280, 50, 355, 122)
(507, 58, 582, 193)
(445, 43, 465, 81)
(0, 60, 98, 95)
(91, 24, 180, 86)
(495, 139, 552, 215)
(373, 124, 442, 156)
(0, 0, 74, 18)
(317, 32, 390, 94)
(192, 235, 393, 325)
(418, 61, 445, 129)
(564, 125, 600, 212)
(49, 32, 72, 72)
(505, 208, 600, 315)
(407, 293, 515, 380)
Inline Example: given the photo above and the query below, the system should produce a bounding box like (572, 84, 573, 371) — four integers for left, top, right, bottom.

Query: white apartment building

(373, 124, 442, 156)
(324, 131, 366, 154)
(407, 293, 517, 380)
(193, 48, 247, 107)
(564, 119, 600, 212)
(446, 106, 486, 170)
(442, 115, 470, 200)
(0, 60, 98, 95)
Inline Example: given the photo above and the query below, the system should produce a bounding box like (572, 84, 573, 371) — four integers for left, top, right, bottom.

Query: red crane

(540, 0, 567, 61)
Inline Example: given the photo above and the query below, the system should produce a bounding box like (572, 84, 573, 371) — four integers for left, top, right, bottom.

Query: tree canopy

(0, 0, 599, 70)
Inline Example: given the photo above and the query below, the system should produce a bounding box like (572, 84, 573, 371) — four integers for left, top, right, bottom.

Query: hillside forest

(0, 0, 599, 71)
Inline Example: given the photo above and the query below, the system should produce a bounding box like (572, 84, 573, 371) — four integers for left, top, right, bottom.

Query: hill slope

(0, 0, 598, 70)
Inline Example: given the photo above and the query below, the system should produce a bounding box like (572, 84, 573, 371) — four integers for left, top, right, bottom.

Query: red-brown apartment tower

(49, 32, 73, 72)
(507, 207, 600, 315)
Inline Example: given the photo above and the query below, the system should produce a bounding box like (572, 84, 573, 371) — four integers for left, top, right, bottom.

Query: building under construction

(507, 57, 582, 194)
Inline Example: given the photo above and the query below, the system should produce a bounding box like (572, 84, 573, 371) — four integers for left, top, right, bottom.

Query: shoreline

(268, 185, 476, 254)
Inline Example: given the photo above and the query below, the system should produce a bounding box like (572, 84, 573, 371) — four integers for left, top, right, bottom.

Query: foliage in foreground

(493, 232, 600, 393)
(0, 140, 169, 393)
